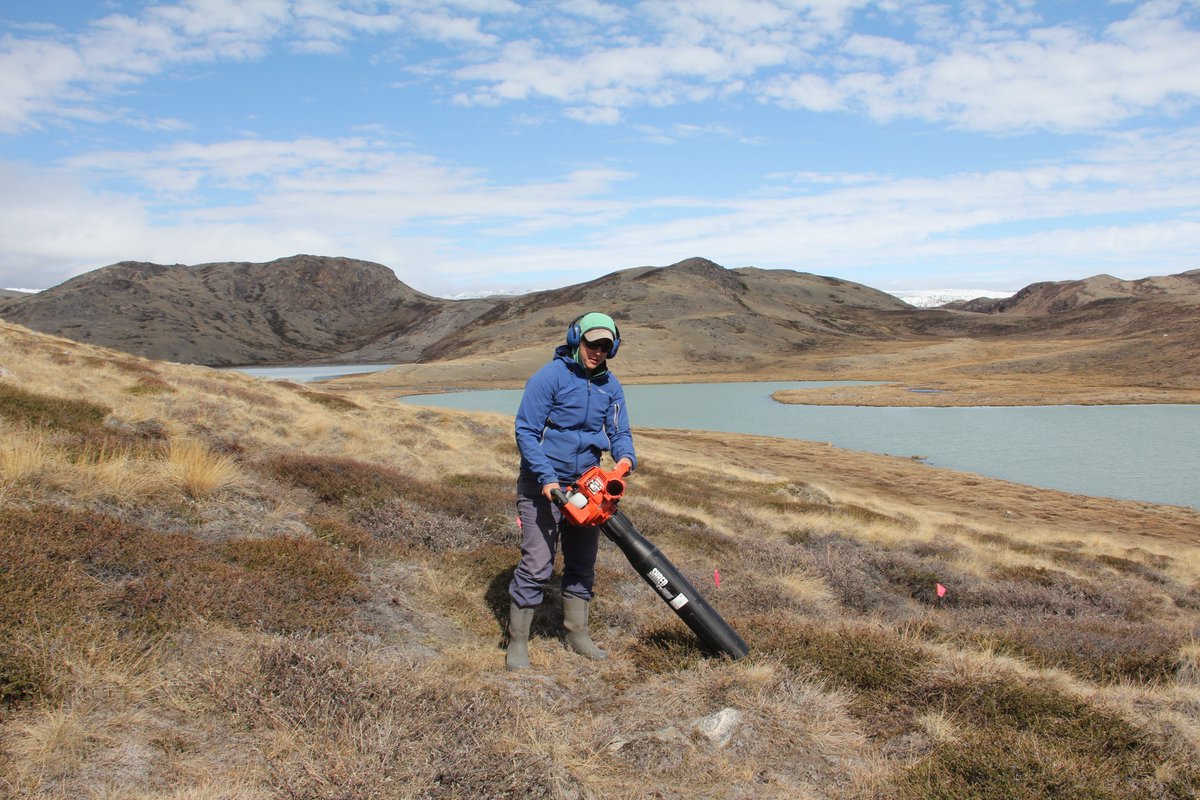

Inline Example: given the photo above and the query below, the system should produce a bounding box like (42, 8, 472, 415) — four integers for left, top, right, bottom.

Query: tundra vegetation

(1, 318, 1198, 799)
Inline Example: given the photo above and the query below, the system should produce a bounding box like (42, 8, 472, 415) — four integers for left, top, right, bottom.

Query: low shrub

(266, 453, 409, 503)
(0, 382, 110, 434)
(300, 391, 360, 411)
(218, 638, 560, 799)
(308, 515, 373, 552)
(0, 383, 143, 455)
(0, 515, 107, 704)
(837, 502, 913, 528)
(790, 532, 956, 615)
(941, 674, 1146, 755)
(889, 672, 1199, 800)
(441, 545, 522, 599)
(123, 375, 175, 395)
(0, 505, 144, 702)
(896, 730, 1140, 800)
(82, 356, 159, 376)
(174, 376, 278, 407)
(970, 618, 1186, 684)
(626, 623, 710, 674)
(749, 616, 928, 694)
(337, 471, 516, 552)
(967, 564, 1137, 620)
(1093, 552, 1174, 585)
(113, 534, 365, 635)
(400, 472, 514, 520)
(1, 504, 367, 655)
(352, 499, 512, 551)
(0, 638, 47, 706)
(636, 469, 832, 517)
(220, 536, 369, 629)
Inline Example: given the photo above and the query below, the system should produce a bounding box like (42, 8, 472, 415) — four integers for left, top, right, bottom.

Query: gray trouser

(508, 472, 600, 608)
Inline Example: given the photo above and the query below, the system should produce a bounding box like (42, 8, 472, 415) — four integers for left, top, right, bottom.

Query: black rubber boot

(562, 595, 607, 660)
(506, 602, 536, 671)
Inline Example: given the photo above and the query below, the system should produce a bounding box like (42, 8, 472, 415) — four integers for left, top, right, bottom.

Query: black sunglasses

(581, 338, 613, 353)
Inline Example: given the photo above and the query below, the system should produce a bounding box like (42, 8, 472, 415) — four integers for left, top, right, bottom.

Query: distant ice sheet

(888, 289, 1014, 308)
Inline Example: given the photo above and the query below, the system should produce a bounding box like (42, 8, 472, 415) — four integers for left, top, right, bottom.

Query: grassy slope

(2, 318, 1199, 799)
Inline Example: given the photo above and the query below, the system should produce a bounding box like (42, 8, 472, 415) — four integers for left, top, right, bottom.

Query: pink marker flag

(936, 583, 947, 598)
(714, 569, 722, 588)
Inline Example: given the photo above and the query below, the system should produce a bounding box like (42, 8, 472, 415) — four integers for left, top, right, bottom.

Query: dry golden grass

(7, 705, 94, 787)
(0, 426, 58, 483)
(1179, 639, 1200, 687)
(915, 706, 962, 745)
(163, 438, 245, 498)
(3, 318, 1200, 799)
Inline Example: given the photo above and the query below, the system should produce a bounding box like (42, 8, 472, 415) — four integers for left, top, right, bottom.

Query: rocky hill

(417, 257, 913, 371)
(945, 270, 1200, 315)
(0, 255, 496, 366)
(0, 255, 910, 367)
(3, 256, 1198, 392)
(0, 289, 29, 302)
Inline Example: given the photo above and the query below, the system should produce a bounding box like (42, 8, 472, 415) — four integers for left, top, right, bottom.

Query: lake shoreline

(389, 382, 1199, 510)
(769, 381, 1200, 407)
(317, 332, 1200, 409)
(639, 428, 1200, 544)
(329, 373, 1200, 408)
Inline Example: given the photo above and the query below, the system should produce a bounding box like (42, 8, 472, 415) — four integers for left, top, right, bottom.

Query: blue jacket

(515, 345, 637, 488)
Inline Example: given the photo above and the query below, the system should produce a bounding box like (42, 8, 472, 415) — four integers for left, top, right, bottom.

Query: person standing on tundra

(506, 312, 636, 671)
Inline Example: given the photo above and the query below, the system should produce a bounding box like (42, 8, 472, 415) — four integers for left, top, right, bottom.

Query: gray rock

(694, 707, 742, 748)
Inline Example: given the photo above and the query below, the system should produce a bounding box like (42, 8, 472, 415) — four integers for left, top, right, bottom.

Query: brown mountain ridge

(0, 255, 497, 366)
(0, 255, 913, 367)
(2, 255, 1198, 404)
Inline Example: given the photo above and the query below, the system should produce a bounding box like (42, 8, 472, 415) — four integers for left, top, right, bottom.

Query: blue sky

(2, 0, 1199, 298)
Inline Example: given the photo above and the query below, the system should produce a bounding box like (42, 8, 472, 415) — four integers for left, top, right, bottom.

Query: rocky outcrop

(947, 269, 1200, 315)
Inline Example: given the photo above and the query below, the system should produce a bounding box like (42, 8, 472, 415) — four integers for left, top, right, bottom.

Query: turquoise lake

(231, 367, 1199, 510)
(398, 381, 1199, 510)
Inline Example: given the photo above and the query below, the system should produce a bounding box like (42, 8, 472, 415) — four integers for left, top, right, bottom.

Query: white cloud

(5, 1, 1199, 135)
(0, 134, 645, 290)
(760, 1, 1200, 132)
(905, 9, 1200, 131)
(4, 123, 1200, 294)
(447, 1, 1200, 132)
(840, 33, 917, 66)
(557, 0, 628, 25)
(0, 0, 509, 132)
(4, 2, 1200, 296)
(0, 2, 287, 131)
(0, 160, 156, 287)
(759, 72, 844, 111)
(410, 11, 498, 46)
(0, 37, 87, 131)
(565, 105, 622, 124)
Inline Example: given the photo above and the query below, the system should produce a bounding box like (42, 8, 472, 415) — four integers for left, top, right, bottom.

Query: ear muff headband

(566, 313, 621, 358)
